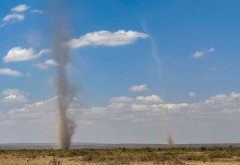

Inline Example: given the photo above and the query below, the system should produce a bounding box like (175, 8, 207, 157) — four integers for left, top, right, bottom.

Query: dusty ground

(0, 155, 240, 165)
(0, 148, 240, 165)
(1, 157, 240, 165)
(185, 162, 240, 165)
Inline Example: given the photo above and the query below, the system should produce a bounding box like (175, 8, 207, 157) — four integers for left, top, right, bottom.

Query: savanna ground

(0, 147, 240, 165)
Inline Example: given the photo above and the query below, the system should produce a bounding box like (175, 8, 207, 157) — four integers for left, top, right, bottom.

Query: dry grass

(0, 147, 240, 165)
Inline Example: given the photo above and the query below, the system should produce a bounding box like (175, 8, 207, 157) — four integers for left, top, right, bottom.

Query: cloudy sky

(0, 0, 240, 144)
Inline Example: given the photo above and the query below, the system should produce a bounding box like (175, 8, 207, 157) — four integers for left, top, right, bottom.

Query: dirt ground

(1, 147, 240, 165)
(185, 162, 240, 165)
(0, 155, 240, 165)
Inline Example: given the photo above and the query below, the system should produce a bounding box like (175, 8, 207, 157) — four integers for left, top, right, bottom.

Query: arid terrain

(0, 147, 240, 165)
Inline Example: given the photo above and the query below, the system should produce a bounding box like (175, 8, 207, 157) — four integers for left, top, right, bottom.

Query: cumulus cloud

(136, 95, 164, 104)
(31, 9, 44, 14)
(190, 92, 240, 114)
(34, 59, 58, 70)
(1, 92, 240, 143)
(1, 4, 30, 27)
(2, 13, 24, 22)
(109, 95, 164, 106)
(109, 96, 133, 103)
(0, 68, 23, 77)
(3, 47, 51, 63)
(1, 89, 27, 103)
(2, 94, 188, 126)
(4, 92, 240, 125)
(65, 30, 149, 48)
(131, 104, 150, 112)
(11, 4, 30, 12)
(192, 48, 215, 59)
(129, 84, 148, 92)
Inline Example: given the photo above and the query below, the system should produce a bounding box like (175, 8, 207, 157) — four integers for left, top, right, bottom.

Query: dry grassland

(0, 147, 240, 165)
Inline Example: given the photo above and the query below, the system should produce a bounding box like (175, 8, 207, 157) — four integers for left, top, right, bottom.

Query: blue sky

(0, 0, 240, 144)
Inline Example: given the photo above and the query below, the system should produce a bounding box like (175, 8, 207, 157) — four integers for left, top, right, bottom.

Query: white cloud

(31, 9, 44, 14)
(108, 95, 182, 113)
(189, 92, 196, 97)
(109, 96, 133, 103)
(192, 48, 215, 59)
(2, 13, 24, 22)
(2, 94, 188, 126)
(131, 104, 150, 112)
(65, 30, 149, 48)
(192, 51, 204, 58)
(4, 92, 240, 125)
(0, 68, 23, 77)
(190, 92, 240, 114)
(136, 95, 163, 104)
(1, 4, 30, 27)
(11, 4, 30, 12)
(38, 49, 51, 56)
(1, 89, 27, 103)
(34, 59, 58, 70)
(3, 47, 51, 63)
(2, 92, 240, 143)
(129, 84, 148, 92)
(155, 103, 189, 111)
(3, 47, 36, 62)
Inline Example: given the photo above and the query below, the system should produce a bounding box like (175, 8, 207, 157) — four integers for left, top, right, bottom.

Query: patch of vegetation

(0, 146, 239, 164)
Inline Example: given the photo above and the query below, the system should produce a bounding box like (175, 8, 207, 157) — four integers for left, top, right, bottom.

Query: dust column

(50, 0, 74, 149)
